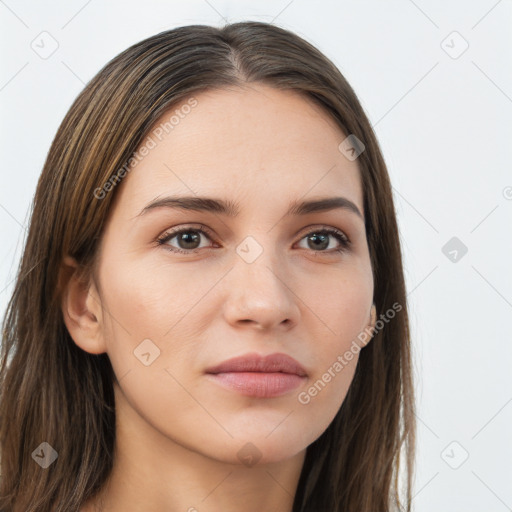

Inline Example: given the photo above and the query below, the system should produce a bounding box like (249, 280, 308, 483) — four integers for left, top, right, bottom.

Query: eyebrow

(137, 195, 363, 219)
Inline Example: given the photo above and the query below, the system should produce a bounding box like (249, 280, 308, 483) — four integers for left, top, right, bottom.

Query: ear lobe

(60, 255, 106, 355)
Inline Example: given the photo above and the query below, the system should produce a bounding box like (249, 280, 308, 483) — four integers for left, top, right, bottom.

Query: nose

(222, 245, 300, 331)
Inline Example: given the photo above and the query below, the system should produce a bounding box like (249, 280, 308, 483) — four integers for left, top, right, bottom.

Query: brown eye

(296, 228, 350, 254)
(157, 226, 215, 254)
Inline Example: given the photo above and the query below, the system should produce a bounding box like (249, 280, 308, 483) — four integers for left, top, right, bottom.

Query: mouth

(205, 352, 307, 398)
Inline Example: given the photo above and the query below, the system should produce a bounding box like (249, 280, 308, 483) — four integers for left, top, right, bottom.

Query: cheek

(101, 256, 206, 333)
(297, 353, 358, 435)
(294, 280, 368, 441)
(317, 281, 370, 333)
(97, 254, 224, 387)
(292, 264, 371, 412)
(299, 261, 373, 346)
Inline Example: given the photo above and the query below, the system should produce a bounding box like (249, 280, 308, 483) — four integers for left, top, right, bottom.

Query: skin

(62, 83, 376, 512)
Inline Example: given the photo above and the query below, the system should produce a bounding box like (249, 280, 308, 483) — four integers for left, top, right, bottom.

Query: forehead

(114, 83, 363, 216)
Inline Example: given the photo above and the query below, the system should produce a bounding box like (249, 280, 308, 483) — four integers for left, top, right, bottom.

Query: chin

(218, 431, 308, 467)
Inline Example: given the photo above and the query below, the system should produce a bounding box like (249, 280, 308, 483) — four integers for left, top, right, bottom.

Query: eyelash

(156, 224, 351, 256)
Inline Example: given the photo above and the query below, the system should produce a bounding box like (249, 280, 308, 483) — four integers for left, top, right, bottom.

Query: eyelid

(295, 224, 350, 243)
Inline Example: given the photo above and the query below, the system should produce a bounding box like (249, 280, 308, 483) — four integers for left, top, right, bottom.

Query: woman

(0, 21, 415, 511)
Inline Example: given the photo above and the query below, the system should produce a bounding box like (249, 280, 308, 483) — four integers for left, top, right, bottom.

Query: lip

(205, 352, 307, 376)
(205, 352, 307, 398)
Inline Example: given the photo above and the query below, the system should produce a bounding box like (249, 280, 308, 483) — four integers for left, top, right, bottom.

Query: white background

(1, 1, 511, 510)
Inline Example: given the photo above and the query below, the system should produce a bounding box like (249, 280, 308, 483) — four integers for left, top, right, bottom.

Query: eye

(295, 227, 350, 254)
(156, 225, 216, 254)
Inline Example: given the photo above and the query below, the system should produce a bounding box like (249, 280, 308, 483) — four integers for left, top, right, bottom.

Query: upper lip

(205, 352, 307, 377)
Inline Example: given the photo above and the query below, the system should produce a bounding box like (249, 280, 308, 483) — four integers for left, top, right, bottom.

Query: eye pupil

(308, 233, 329, 250)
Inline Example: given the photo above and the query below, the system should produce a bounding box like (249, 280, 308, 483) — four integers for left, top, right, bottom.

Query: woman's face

(89, 83, 374, 465)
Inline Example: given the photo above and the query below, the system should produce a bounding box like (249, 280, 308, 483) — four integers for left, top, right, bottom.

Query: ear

(369, 304, 377, 332)
(60, 255, 107, 354)
(359, 304, 377, 348)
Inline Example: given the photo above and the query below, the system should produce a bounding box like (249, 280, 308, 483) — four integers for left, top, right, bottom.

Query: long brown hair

(0, 21, 415, 511)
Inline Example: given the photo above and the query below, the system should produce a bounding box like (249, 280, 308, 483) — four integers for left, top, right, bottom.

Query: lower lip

(207, 372, 305, 398)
